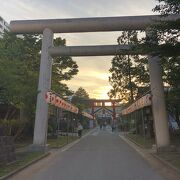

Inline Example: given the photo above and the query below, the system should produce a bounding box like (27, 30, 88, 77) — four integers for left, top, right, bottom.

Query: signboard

(121, 94, 151, 115)
(45, 91, 79, 114)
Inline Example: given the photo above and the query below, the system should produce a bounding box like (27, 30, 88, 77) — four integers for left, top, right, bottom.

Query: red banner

(121, 94, 151, 115)
(45, 91, 79, 114)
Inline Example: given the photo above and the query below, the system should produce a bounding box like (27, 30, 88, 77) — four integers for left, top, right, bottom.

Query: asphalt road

(11, 127, 165, 180)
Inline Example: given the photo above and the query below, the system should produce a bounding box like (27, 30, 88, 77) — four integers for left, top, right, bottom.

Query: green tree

(151, 0, 180, 55)
(0, 33, 40, 121)
(153, 0, 180, 15)
(108, 31, 149, 102)
(71, 87, 89, 111)
(52, 37, 79, 96)
(0, 32, 79, 137)
(0, 33, 40, 137)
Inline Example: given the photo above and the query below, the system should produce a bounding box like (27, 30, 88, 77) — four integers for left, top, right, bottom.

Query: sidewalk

(119, 133, 180, 180)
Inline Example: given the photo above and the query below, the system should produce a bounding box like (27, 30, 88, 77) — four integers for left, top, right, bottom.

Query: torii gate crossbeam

(10, 15, 179, 33)
(49, 45, 143, 57)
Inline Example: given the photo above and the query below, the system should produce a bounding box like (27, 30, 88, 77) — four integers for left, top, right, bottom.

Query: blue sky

(0, 0, 157, 99)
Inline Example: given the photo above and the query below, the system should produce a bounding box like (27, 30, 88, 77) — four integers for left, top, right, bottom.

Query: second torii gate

(89, 99, 121, 122)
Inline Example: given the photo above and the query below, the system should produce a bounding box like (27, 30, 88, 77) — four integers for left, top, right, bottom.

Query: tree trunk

(4, 105, 11, 120)
(127, 55, 134, 102)
(20, 107, 27, 122)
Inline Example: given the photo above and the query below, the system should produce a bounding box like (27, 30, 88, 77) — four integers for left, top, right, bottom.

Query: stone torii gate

(10, 15, 179, 151)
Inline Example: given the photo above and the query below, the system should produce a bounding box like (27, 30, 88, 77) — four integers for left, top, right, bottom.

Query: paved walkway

(10, 127, 165, 180)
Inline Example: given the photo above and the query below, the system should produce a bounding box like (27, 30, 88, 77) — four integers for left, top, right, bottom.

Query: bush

(0, 119, 27, 138)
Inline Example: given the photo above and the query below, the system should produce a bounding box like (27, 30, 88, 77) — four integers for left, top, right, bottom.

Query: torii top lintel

(90, 99, 121, 108)
(90, 99, 121, 103)
(10, 15, 179, 34)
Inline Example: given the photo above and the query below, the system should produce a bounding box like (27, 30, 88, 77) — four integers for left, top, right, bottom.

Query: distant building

(0, 16, 9, 38)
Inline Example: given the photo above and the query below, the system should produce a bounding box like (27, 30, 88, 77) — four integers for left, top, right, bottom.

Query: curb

(151, 153, 180, 174)
(0, 152, 50, 180)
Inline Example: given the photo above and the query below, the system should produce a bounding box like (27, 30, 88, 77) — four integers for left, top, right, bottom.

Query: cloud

(2, 0, 157, 22)
(0, 0, 157, 98)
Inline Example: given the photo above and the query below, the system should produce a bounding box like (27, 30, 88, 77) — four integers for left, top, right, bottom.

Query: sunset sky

(0, 0, 157, 99)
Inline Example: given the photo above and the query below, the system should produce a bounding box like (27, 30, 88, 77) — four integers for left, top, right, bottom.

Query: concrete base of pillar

(28, 144, 49, 152)
(152, 144, 177, 153)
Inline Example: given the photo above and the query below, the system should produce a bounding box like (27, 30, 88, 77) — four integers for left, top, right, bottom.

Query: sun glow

(78, 71, 112, 99)
(89, 85, 112, 99)
(65, 68, 112, 100)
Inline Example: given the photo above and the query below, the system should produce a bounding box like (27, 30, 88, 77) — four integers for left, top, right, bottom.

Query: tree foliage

(135, 1, 180, 57)
(153, 0, 180, 15)
(0, 33, 40, 119)
(108, 31, 149, 102)
(0, 32, 78, 137)
(52, 38, 78, 96)
(151, 0, 180, 52)
(71, 87, 89, 111)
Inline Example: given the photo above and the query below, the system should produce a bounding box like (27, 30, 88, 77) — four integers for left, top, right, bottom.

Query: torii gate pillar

(147, 30, 170, 150)
(32, 28, 53, 150)
(148, 55, 170, 150)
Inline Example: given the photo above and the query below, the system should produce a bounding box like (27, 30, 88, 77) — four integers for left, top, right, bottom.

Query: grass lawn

(82, 128, 90, 135)
(157, 135, 180, 171)
(171, 135, 180, 148)
(14, 128, 91, 150)
(126, 133, 155, 149)
(158, 152, 180, 171)
(0, 152, 44, 178)
(48, 128, 90, 148)
(15, 138, 32, 152)
(47, 135, 79, 148)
